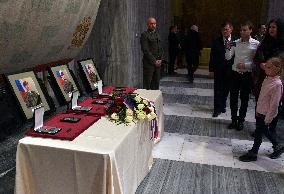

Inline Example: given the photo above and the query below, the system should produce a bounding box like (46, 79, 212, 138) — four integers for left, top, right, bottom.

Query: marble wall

(76, 0, 171, 88)
(267, 0, 284, 21)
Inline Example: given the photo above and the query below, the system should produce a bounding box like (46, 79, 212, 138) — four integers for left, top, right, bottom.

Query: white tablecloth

(15, 89, 164, 194)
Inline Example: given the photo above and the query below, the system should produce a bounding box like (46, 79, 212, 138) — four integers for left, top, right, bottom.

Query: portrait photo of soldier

(15, 78, 42, 108)
(56, 70, 74, 94)
(84, 64, 100, 84)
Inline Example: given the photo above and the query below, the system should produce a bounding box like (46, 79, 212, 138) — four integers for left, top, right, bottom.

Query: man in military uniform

(63, 79, 74, 94)
(59, 72, 74, 94)
(23, 81, 42, 108)
(140, 17, 163, 90)
(86, 65, 97, 83)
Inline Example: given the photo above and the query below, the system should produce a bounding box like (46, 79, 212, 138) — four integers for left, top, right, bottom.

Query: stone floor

(136, 68, 284, 193)
(153, 69, 284, 172)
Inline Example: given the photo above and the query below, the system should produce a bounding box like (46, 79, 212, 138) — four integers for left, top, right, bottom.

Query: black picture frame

(5, 71, 51, 120)
(77, 58, 101, 93)
(48, 64, 80, 105)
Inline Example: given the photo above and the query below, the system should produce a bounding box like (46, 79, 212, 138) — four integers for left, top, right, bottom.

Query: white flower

(135, 96, 142, 103)
(148, 112, 157, 120)
(126, 109, 133, 116)
(125, 116, 133, 123)
(137, 104, 145, 110)
(111, 113, 119, 120)
(137, 111, 146, 120)
(149, 107, 154, 112)
(142, 99, 149, 105)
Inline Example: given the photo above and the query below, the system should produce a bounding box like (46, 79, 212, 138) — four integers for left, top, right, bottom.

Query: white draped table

(15, 89, 164, 194)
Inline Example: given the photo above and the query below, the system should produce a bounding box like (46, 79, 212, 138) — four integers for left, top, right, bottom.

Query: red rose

(142, 107, 151, 114)
(109, 107, 119, 114)
(115, 97, 124, 105)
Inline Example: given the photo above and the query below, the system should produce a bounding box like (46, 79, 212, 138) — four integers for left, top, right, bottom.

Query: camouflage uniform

(63, 79, 74, 94)
(140, 29, 163, 90)
(24, 91, 42, 108)
(88, 72, 97, 83)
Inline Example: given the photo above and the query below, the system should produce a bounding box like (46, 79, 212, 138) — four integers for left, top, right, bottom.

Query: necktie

(225, 38, 229, 44)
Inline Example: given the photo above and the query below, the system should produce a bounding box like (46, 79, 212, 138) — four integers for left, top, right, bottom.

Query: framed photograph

(6, 71, 50, 120)
(48, 64, 79, 104)
(77, 58, 101, 92)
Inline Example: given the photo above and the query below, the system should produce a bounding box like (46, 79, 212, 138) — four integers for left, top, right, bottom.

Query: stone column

(77, 0, 171, 88)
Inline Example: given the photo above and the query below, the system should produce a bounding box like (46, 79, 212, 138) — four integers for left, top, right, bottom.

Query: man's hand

(224, 42, 231, 50)
(155, 60, 162, 67)
(209, 72, 214, 78)
(236, 63, 245, 69)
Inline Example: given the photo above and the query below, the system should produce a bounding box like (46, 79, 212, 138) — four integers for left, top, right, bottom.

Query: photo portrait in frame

(6, 71, 50, 120)
(78, 58, 101, 93)
(48, 64, 79, 104)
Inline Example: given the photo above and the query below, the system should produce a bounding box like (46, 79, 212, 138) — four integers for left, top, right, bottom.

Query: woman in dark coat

(253, 19, 284, 99)
(253, 18, 284, 134)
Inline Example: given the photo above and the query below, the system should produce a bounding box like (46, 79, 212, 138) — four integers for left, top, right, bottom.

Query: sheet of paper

(71, 90, 79, 109)
(34, 106, 44, 130)
(98, 80, 103, 94)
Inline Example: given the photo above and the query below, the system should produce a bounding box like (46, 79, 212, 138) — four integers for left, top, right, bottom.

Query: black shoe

(212, 111, 221, 117)
(239, 151, 257, 162)
(269, 146, 284, 159)
(228, 120, 237, 129)
(237, 122, 244, 131)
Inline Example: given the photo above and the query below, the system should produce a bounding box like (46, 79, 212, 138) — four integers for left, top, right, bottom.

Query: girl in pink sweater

(240, 57, 283, 162)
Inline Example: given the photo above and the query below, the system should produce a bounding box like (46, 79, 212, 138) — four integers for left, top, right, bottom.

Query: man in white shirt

(225, 21, 260, 130)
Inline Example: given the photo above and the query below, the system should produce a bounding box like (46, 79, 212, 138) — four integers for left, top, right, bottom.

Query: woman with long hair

(253, 18, 284, 135)
(254, 19, 284, 99)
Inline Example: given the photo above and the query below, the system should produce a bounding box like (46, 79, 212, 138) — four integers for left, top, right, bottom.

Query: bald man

(140, 17, 163, 90)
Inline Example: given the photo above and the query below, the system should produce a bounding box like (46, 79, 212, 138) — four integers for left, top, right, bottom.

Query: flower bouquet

(107, 93, 157, 125)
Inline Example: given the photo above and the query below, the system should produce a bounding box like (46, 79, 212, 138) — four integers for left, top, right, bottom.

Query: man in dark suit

(209, 22, 236, 117)
(140, 17, 163, 90)
(168, 25, 180, 75)
(184, 25, 202, 82)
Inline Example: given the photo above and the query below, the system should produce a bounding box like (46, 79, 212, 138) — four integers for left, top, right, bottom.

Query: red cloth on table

(79, 86, 137, 116)
(26, 113, 100, 141)
(78, 98, 108, 116)
(102, 86, 137, 94)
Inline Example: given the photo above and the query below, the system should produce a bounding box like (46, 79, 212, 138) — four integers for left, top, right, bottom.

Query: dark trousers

(230, 71, 252, 122)
(143, 67, 161, 90)
(214, 65, 231, 112)
(186, 53, 199, 81)
(168, 50, 178, 74)
(251, 114, 279, 153)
